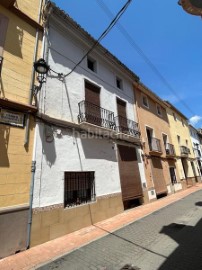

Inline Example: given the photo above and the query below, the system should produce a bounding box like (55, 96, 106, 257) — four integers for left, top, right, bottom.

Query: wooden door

(117, 144, 143, 201)
(85, 81, 101, 126)
(117, 99, 128, 133)
(151, 157, 167, 195)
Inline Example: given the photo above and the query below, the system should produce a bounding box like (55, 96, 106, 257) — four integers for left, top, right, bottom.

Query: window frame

(64, 171, 96, 208)
(142, 94, 149, 109)
(87, 56, 97, 73)
(156, 104, 162, 117)
(116, 76, 123, 90)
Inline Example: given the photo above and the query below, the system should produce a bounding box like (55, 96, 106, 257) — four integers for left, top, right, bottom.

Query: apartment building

(0, 0, 44, 258)
(165, 101, 200, 187)
(30, 2, 146, 247)
(134, 83, 181, 202)
(189, 125, 202, 178)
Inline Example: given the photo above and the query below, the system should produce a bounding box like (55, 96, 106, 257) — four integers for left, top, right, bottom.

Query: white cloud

(189, 115, 202, 126)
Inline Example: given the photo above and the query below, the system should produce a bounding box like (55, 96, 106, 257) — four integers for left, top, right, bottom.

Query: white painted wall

(39, 21, 137, 123)
(33, 14, 146, 209)
(189, 125, 202, 160)
(33, 122, 122, 208)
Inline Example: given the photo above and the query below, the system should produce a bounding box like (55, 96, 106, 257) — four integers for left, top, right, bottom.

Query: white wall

(33, 122, 122, 208)
(39, 23, 137, 124)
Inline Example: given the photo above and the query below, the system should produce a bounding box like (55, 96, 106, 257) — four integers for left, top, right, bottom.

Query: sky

(52, 0, 202, 128)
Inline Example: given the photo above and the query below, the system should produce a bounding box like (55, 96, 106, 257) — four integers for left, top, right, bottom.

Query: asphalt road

(38, 190, 202, 270)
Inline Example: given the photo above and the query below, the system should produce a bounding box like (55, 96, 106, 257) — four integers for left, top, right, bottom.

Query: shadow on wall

(158, 214, 202, 269)
(0, 125, 10, 167)
(39, 124, 56, 167)
(81, 137, 117, 162)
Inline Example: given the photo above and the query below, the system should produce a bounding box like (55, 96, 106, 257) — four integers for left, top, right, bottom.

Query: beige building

(134, 82, 182, 202)
(165, 101, 200, 188)
(0, 0, 44, 258)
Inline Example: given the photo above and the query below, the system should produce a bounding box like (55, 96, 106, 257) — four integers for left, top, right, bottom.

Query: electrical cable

(96, 0, 196, 117)
(62, 0, 132, 78)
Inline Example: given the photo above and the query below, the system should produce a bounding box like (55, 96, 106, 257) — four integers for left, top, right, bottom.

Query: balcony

(149, 137, 162, 156)
(180, 146, 190, 156)
(114, 116, 140, 143)
(78, 100, 116, 136)
(165, 143, 175, 157)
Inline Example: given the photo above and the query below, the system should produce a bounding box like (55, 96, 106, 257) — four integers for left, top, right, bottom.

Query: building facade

(0, 0, 44, 258)
(30, 2, 146, 247)
(189, 125, 202, 178)
(134, 82, 181, 202)
(165, 101, 200, 188)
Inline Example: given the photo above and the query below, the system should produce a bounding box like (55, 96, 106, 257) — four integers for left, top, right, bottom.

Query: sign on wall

(0, 108, 25, 127)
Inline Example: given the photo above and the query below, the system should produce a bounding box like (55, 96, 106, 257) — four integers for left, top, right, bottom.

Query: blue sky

(52, 0, 202, 127)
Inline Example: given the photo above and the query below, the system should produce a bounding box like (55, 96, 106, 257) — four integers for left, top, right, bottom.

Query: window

(0, 14, 9, 57)
(87, 56, 97, 72)
(181, 118, 184, 126)
(156, 104, 162, 116)
(64, 171, 95, 207)
(173, 113, 177, 121)
(116, 76, 123, 90)
(177, 135, 180, 144)
(186, 139, 188, 146)
(142, 95, 149, 108)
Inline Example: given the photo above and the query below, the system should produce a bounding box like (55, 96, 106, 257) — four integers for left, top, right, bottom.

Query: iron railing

(78, 100, 115, 130)
(114, 115, 140, 138)
(149, 137, 162, 152)
(165, 143, 175, 156)
(64, 171, 96, 207)
(180, 145, 190, 155)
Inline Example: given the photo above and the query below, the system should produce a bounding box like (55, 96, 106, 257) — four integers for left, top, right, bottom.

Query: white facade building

(189, 125, 202, 178)
(30, 3, 146, 246)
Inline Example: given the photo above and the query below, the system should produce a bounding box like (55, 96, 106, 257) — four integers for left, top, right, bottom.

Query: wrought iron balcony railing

(78, 100, 115, 130)
(149, 137, 162, 152)
(180, 145, 190, 155)
(114, 116, 140, 138)
(165, 143, 175, 156)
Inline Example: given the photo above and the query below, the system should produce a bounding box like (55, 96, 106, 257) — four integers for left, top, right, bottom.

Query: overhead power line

(62, 0, 132, 78)
(96, 0, 195, 117)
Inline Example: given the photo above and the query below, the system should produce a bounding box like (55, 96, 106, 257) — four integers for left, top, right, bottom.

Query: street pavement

(38, 190, 202, 270)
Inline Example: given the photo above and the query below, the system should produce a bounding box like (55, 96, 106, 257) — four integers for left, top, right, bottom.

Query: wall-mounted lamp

(33, 58, 50, 95)
(0, 56, 3, 77)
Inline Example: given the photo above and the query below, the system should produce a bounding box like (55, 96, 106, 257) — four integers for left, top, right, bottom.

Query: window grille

(64, 171, 95, 207)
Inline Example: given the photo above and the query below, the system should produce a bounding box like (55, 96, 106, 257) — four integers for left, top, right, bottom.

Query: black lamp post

(33, 58, 49, 95)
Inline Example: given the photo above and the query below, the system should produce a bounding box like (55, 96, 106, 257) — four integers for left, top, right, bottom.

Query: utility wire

(96, 0, 195, 117)
(62, 0, 132, 78)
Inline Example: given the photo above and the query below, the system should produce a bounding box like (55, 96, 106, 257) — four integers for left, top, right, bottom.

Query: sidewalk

(1, 184, 202, 270)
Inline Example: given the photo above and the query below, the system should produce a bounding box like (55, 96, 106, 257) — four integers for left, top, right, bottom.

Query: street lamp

(33, 58, 50, 95)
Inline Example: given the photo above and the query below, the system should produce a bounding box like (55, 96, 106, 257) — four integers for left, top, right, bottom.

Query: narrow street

(38, 190, 202, 270)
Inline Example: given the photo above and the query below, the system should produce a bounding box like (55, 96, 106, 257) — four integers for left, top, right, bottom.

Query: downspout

(26, 0, 45, 249)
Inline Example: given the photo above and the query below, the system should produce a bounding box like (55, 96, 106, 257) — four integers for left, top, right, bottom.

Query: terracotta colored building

(134, 82, 182, 202)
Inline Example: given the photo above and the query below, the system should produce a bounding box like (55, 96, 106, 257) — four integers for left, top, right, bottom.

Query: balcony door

(146, 127, 153, 150)
(117, 98, 128, 133)
(85, 81, 101, 126)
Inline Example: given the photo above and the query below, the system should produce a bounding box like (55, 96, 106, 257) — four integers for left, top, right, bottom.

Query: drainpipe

(26, 0, 45, 249)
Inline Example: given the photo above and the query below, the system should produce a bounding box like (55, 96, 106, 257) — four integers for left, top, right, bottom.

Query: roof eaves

(48, 1, 140, 82)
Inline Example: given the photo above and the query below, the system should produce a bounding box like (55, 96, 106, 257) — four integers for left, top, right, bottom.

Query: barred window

(64, 171, 95, 207)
